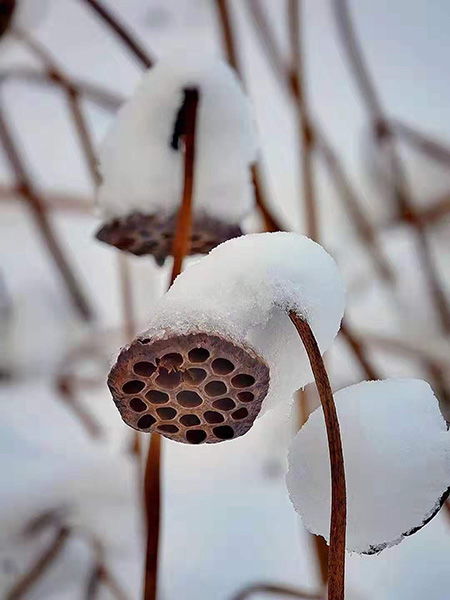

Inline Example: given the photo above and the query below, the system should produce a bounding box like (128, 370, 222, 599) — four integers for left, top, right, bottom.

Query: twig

(0, 67, 123, 111)
(5, 526, 70, 600)
(0, 184, 94, 213)
(289, 313, 346, 600)
(333, 0, 450, 332)
(232, 582, 323, 600)
(82, 0, 153, 68)
(0, 106, 93, 321)
(143, 88, 199, 600)
(244, 0, 394, 282)
(15, 29, 100, 186)
(392, 119, 450, 168)
(57, 375, 103, 438)
(339, 320, 381, 381)
(288, 0, 317, 240)
(214, 0, 283, 233)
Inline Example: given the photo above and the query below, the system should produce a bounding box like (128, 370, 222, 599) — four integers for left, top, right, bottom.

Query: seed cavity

(232, 408, 248, 420)
(156, 407, 177, 420)
(122, 380, 145, 394)
(129, 398, 147, 412)
(133, 361, 156, 377)
(137, 415, 156, 429)
(204, 381, 227, 397)
(231, 374, 255, 388)
(180, 414, 201, 426)
(188, 348, 210, 363)
(186, 429, 207, 444)
(237, 391, 254, 402)
(204, 411, 225, 424)
(213, 425, 234, 440)
(155, 368, 181, 389)
(212, 398, 236, 411)
(145, 390, 169, 404)
(211, 358, 235, 375)
(160, 352, 183, 369)
(177, 390, 203, 408)
(183, 368, 207, 384)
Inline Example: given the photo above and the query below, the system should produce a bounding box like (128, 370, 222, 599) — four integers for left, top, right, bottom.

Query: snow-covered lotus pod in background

(0, 0, 48, 38)
(96, 52, 258, 265)
(287, 379, 450, 553)
(107, 232, 345, 443)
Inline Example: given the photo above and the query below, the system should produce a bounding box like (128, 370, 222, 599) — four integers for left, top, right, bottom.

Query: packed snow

(286, 379, 450, 553)
(98, 51, 257, 225)
(137, 232, 346, 413)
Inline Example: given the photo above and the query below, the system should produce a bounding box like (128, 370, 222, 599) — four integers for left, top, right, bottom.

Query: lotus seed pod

(287, 379, 450, 553)
(107, 232, 345, 442)
(108, 332, 269, 444)
(96, 52, 257, 264)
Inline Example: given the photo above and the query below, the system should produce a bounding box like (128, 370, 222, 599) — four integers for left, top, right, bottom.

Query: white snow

(97, 50, 258, 225)
(139, 232, 346, 413)
(286, 378, 450, 553)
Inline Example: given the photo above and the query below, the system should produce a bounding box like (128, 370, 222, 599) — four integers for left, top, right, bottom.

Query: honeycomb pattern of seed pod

(95, 211, 243, 265)
(0, 0, 16, 37)
(107, 332, 270, 444)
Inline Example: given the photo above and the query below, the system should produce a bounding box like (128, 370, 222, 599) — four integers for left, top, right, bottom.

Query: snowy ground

(1, 1, 450, 598)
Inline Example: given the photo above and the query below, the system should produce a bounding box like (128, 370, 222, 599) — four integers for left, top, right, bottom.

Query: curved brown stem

(82, 0, 153, 68)
(142, 88, 199, 600)
(289, 313, 346, 600)
(339, 320, 380, 381)
(232, 582, 323, 600)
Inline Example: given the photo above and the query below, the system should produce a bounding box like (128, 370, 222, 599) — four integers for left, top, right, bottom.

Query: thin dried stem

(339, 320, 381, 381)
(143, 88, 199, 600)
(288, 0, 317, 240)
(232, 582, 323, 600)
(289, 313, 346, 600)
(0, 185, 93, 213)
(333, 0, 450, 332)
(5, 526, 70, 600)
(57, 375, 103, 438)
(391, 119, 450, 168)
(82, 0, 153, 68)
(15, 29, 100, 186)
(0, 67, 123, 111)
(0, 106, 93, 321)
(214, 0, 283, 233)
(244, 0, 393, 282)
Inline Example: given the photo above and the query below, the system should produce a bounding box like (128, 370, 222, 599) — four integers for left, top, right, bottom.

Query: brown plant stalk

(288, 0, 317, 241)
(333, 0, 450, 332)
(214, 0, 283, 233)
(339, 320, 380, 381)
(82, 0, 154, 69)
(391, 119, 450, 168)
(142, 88, 200, 600)
(0, 105, 93, 321)
(289, 313, 346, 600)
(244, 0, 394, 283)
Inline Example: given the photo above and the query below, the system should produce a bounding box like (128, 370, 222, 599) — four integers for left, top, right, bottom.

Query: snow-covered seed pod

(107, 232, 345, 443)
(287, 379, 450, 553)
(96, 53, 257, 264)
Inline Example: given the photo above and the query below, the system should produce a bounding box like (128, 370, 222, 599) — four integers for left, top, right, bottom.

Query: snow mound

(98, 50, 257, 225)
(286, 379, 450, 553)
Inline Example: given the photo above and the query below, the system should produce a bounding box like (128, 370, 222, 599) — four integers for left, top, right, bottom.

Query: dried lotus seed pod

(96, 211, 242, 265)
(107, 332, 270, 444)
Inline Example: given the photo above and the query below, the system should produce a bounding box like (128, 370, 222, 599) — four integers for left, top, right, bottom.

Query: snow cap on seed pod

(287, 378, 450, 554)
(0, 0, 48, 38)
(96, 50, 257, 264)
(107, 232, 345, 444)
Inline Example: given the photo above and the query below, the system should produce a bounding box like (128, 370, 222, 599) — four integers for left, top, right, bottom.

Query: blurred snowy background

(1, 0, 450, 598)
